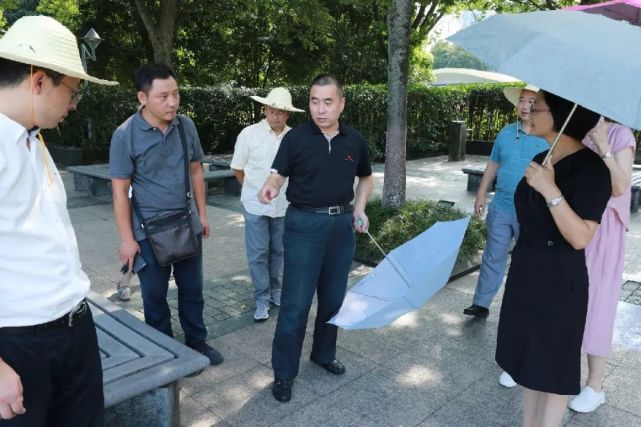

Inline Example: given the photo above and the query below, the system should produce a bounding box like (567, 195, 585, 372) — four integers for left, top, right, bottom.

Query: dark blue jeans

(272, 206, 355, 379)
(137, 235, 207, 347)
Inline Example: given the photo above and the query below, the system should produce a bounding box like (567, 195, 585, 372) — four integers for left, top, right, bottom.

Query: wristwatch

(601, 151, 612, 159)
(546, 195, 564, 208)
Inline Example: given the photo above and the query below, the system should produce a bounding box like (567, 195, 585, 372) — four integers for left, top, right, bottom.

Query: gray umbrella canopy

(448, 10, 641, 130)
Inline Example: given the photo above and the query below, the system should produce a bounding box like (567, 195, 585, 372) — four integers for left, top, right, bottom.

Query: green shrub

(43, 83, 517, 164)
(355, 198, 487, 264)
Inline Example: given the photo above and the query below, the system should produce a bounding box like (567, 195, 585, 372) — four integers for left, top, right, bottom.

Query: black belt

(294, 204, 353, 215)
(0, 299, 89, 335)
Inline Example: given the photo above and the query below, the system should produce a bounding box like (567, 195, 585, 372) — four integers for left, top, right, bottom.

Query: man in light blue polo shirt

(463, 84, 548, 320)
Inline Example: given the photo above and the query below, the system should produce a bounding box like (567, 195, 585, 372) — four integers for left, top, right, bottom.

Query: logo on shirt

(345, 154, 354, 162)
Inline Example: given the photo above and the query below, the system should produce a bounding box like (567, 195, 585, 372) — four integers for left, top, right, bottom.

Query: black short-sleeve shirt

(515, 148, 611, 245)
(271, 120, 372, 207)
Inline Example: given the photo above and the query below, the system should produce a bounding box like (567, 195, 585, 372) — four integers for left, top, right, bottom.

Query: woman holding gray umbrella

(495, 90, 612, 427)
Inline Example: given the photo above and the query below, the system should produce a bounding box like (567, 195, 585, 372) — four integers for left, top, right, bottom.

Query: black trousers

(0, 310, 104, 427)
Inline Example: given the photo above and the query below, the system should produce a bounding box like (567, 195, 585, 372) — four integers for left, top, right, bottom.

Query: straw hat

(0, 15, 117, 85)
(250, 87, 304, 112)
(503, 84, 539, 106)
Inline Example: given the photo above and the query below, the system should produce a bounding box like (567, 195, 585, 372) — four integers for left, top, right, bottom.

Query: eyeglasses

(59, 80, 84, 106)
(530, 103, 550, 114)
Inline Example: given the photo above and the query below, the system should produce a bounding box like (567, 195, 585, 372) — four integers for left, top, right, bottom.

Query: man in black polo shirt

(259, 74, 373, 402)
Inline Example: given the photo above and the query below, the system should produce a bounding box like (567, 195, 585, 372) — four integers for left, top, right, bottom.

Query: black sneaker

(190, 342, 224, 365)
(463, 304, 489, 317)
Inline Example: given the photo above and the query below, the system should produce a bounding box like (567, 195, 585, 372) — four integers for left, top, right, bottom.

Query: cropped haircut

(310, 74, 344, 98)
(134, 63, 178, 94)
(0, 57, 64, 88)
(541, 90, 600, 141)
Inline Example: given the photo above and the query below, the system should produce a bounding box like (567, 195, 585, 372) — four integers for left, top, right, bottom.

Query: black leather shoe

(311, 358, 346, 375)
(273, 378, 292, 402)
(463, 304, 489, 317)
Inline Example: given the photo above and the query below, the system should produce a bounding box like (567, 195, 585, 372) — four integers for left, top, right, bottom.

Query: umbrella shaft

(365, 231, 413, 289)
(543, 103, 578, 166)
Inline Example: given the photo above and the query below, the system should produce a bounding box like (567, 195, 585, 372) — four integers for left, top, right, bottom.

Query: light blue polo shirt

(489, 122, 549, 213)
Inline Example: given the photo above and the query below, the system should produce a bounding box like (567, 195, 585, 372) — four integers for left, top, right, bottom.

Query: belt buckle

(328, 206, 341, 215)
(68, 300, 87, 327)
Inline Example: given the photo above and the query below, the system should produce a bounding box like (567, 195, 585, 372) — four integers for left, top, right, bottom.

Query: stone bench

(68, 162, 240, 197)
(89, 292, 208, 426)
(202, 154, 241, 196)
(203, 169, 240, 196)
(461, 168, 496, 193)
(67, 164, 112, 197)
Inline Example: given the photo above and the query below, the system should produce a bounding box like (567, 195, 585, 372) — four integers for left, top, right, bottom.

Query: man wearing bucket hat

(463, 85, 548, 351)
(259, 74, 373, 402)
(231, 88, 304, 321)
(0, 15, 116, 425)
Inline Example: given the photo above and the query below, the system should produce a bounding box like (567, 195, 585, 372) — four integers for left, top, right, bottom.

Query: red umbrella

(566, 0, 641, 24)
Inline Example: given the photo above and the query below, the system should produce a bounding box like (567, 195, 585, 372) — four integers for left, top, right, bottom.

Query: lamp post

(80, 28, 102, 143)
(80, 28, 102, 72)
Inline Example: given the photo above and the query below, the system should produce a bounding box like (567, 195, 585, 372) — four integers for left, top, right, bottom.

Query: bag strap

(132, 115, 192, 229)
(176, 115, 192, 206)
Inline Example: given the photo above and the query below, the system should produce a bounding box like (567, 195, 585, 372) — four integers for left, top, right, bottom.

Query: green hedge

(354, 199, 487, 264)
(43, 83, 516, 164)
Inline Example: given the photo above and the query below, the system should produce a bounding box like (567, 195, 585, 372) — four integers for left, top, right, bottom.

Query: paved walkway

(66, 155, 641, 426)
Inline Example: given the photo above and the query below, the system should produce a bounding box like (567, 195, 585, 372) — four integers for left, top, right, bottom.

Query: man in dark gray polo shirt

(259, 74, 373, 402)
(109, 64, 222, 366)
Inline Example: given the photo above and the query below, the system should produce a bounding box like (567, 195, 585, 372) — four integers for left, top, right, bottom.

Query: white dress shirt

(230, 119, 290, 217)
(0, 112, 89, 327)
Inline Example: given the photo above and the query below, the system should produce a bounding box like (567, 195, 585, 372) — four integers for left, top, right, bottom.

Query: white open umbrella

(432, 68, 520, 86)
(328, 217, 469, 330)
(447, 10, 641, 130)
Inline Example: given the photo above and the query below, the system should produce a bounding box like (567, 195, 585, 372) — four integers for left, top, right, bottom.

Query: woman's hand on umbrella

(587, 120, 611, 157)
(525, 161, 559, 199)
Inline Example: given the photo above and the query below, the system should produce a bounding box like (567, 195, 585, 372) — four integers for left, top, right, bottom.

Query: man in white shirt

(230, 88, 303, 321)
(0, 16, 116, 425)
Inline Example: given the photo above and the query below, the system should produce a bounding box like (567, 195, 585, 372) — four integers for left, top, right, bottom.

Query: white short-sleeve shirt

(230, 120, 290, 217)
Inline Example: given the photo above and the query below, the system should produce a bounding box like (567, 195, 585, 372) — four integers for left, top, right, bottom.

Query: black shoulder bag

(131, 116, 199, 266)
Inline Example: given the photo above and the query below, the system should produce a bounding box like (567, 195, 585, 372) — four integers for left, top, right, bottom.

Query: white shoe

(499, 371, 517, 388)
(569, 386, 605, 413)
(253, 301, 269, 321)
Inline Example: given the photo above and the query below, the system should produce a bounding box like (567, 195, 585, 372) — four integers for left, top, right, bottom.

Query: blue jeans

(272, 206, 355, 379)
(243, 208, 284, 304)
(137, 235, 207, 347)
(473, 204, 519, 308)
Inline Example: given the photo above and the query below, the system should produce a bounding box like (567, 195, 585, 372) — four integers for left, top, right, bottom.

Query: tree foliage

(1, 1, 600, 89)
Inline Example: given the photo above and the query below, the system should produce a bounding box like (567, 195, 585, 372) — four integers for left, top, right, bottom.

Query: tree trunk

(133, 0, 177, 66)
(383, 0, 412, 209)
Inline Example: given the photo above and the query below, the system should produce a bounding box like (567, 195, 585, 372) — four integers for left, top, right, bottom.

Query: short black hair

(0, 57, 64, 88)
(542, 90, 600, 141)
(134, 63, 178, 94)
(310, 74, 344, 98)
